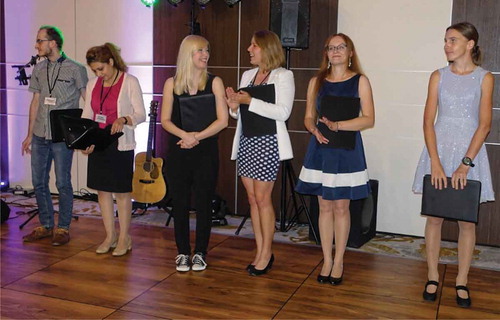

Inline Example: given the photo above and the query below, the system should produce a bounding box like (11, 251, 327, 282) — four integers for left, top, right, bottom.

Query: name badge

(95, 114, 107, 124)
(44, 97, 57, 105)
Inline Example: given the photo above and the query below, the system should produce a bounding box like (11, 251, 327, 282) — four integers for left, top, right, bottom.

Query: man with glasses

(21, 25, 88, 246)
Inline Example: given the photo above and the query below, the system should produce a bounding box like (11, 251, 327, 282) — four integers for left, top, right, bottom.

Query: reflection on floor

(1, 215, 500, 319)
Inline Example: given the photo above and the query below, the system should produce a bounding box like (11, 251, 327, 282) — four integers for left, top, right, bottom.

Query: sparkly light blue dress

(412, 66, 494, 203)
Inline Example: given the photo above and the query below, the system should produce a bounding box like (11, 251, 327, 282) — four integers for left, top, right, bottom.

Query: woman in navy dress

(296, 33, 374, 285)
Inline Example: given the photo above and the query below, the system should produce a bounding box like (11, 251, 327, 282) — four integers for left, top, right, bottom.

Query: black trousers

(166, 139, 219, 255)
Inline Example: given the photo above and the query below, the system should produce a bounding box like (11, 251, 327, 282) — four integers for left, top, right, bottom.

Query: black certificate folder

(318, 95, 360, 149)
(178, 93, 217, 132)
(59, 116, 123, 151)
(421, 175, 481, 223)
(50, 109, 83, 143)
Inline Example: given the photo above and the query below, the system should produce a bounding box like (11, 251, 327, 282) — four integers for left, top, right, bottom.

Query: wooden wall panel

(443, 0, 500, 246)
(154, 0, 339, 217)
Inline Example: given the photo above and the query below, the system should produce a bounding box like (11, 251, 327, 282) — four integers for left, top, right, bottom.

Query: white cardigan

(82, 73, 146, 151)
(230, 67, 295, 160)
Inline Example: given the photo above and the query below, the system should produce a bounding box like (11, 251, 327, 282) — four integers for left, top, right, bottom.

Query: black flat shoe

(249, 254, 274, 276)
(456, 285, 471, 308)
(329, 271, 343, 285)
(423, 280, 439, 301)
(317, 274, 329, 284)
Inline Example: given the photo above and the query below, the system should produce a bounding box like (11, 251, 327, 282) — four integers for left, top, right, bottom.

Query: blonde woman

(161, 35, 228, 272)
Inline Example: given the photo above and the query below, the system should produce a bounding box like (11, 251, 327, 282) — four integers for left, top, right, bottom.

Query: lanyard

(250, 70, 270, 86)
(99, 71, 120, 114)
(46, 60, 63, 97)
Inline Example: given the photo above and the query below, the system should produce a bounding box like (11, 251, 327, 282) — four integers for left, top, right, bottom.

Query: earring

(348, 58, 352, 68)
(328, 61, 331, 69)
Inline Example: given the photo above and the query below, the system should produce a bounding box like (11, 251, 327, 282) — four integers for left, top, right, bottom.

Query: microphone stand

(12, 55, 38, 86)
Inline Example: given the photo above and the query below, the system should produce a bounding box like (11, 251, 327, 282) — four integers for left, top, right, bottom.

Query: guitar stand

(19, 208, 79, 230)
(130, 197, 173, 226)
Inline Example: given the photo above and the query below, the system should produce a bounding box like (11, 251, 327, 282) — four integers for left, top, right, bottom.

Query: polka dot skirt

(237, 134, 280, 181)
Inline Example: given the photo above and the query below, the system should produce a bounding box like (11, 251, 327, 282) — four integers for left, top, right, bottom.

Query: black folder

(178, 93, 217, 132)
(59, 115, 123, 151)
(239, 84, 277, 137)
(50, 109, 83, 142)
(317, 95, 360, 149)
(421, 174, 481, 223)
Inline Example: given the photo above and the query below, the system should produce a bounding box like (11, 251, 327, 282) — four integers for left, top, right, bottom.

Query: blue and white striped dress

(295, 75, 371, 200)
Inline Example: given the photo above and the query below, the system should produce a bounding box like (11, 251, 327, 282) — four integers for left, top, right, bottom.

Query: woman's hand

(178, 132, 199, 149)
(430, 163, 447, 190)
(311, 127, 329, 144)
(451, 164, 469, 190)
(111, 117, 127, 135)
(318, 117, 338, 132)
(81, 145, 95, 155)
(225, 87, 240, 112)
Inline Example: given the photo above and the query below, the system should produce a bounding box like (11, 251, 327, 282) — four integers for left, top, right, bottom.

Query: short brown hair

(252, 30, 285, 71)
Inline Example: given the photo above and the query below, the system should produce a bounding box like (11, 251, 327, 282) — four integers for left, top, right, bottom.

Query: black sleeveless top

(170, 74, 217, 146)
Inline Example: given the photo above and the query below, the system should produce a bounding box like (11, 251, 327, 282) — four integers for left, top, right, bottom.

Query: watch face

(463, 157, 472, 165)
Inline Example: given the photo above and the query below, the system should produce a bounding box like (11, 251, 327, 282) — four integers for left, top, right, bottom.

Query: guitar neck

(146, 101, 158, 162)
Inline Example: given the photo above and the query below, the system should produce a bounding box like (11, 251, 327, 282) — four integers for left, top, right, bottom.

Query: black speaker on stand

(270, 0, 310, 49)
(308, 180, 379, 248)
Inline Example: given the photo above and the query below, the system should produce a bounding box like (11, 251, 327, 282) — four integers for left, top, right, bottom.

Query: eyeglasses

(326, 44, 347, 52)
(35, 39, 50, 44)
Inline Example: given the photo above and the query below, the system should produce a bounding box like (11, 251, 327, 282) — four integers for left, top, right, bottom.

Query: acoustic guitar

(131, 101, 166, 203)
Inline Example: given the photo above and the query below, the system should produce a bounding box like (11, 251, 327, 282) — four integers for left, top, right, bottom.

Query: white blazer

(230, 67, 295, 160)
(82, 73, 146, 151)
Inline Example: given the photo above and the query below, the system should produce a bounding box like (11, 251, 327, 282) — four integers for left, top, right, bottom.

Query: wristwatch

(462, 157, 475, 167)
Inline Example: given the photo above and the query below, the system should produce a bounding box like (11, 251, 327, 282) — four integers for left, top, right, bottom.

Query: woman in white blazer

(226, 30, 295, 276)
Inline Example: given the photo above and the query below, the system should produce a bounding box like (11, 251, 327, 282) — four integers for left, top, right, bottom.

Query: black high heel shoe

(317, 274, 330, 284)
(249, 254, 274, 276)
(329, 271, 343, 285)
(423, 280, 439, 301)
(246, 264, 254, 271)
(456, 285, 471, 308)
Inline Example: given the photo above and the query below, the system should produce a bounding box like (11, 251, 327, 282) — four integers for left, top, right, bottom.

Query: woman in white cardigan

(226, 30, 295, 276)
(81, 43, 146, 257)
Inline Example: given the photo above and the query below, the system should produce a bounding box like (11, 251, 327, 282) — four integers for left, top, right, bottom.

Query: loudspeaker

(308, 180, 379, 248)
(270, 0, 310, 49)
(1, 199, 11, 223)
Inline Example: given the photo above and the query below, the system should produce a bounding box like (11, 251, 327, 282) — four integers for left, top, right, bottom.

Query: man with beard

(21, 25, 88, 246)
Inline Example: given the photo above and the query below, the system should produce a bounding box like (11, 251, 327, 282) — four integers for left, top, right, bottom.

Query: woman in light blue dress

(412, 22, 494, 308)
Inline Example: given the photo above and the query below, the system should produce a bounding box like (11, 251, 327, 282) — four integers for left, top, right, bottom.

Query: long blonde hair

(313, 33, 363, 97)
(174, 35, 210, 95)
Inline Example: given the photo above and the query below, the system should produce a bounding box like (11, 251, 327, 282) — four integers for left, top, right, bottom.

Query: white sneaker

(191, 253, 207, 271)
(175, 254, 190, 272)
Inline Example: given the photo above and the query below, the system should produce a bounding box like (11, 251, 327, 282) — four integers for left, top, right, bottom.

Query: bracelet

(334, 121, 339, 132)
(122, 117, 128, 125)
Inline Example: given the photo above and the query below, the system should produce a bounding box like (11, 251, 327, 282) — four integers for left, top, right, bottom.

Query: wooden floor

(1, 216, 500, 319)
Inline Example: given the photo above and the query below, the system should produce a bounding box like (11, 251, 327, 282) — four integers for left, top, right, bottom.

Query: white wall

(338, 0, 452, 236)
(5, 0, 153, 194)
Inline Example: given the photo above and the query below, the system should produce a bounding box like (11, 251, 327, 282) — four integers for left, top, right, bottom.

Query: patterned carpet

(3, 193, 499, 271)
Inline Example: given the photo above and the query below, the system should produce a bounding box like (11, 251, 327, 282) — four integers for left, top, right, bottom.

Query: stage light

(196, 0, 211, 5)
(167, 0, 184, 6)
(140, 0, 157, 7)
(224, 0, 241, 7)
